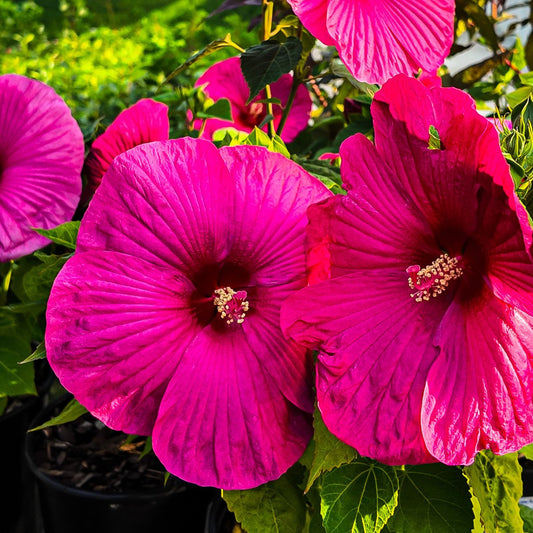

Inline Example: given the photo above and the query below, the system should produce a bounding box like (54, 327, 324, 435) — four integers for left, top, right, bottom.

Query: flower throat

(406, 253, 463, 302)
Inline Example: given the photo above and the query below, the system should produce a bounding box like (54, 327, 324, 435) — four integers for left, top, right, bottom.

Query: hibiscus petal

(46, 251, 202, 435)
(152, 324, 312, 489)
(327, 0, 454, 84)
(77, 138, 233, 273)
(285, 0, 335, 46)
(282, 271, 443, 464)
(219, 145, 331, 285)
(423, 287, 533, 465)
(84, 98, 169, 193)
(0, 74, 83, 260)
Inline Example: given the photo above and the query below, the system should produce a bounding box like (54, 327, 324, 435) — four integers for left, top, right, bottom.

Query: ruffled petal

(285, 0, 335, 45)
(282, 271, 444, 464)
(152, 324, 312, 489)
(0, 74, 83, 260)
(45, 251, 202, 435)
(423, 287, 533, 465)
(84, 98, 169, 195)
(77, 138, 234, 274)
(326, 0, 454, 84)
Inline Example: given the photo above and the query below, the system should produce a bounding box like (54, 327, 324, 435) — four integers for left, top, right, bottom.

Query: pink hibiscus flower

(0, 74, 83, 261)
(46, 138, 331, 489)
(281, 74, 533, 466)
(191, 56, 311, 142)
(84, 98, 169, 200)
(286, 0, 455, 85)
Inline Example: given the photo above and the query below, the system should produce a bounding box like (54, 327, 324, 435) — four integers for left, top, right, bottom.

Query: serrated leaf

(34, 221, 80, 250)
(464, 450, 523, 533)
(321, 459, 399, 533)
(387, 463, 474, 533)
(306, 407, 357, 491)
(29, 398, 87, 431)
(241, 37, 302, 102)
(223, 470, 307, 533)
(196, 98, 232, 120)
(23, 253, 70, 301)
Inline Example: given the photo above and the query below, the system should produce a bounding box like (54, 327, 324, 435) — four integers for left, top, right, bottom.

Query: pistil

(406, 253, 463, 302)
(213, 287, 250, 325)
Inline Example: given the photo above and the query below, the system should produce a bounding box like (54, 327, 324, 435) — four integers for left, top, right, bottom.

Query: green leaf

(521, 444, 533, 461)
(387, 463, 474, 533)
(464, 450, 523, 533)
(292, 157, 345, 196)
(306, 407, 357, 491)
(223, 469, 307, 533)
(0, 334, 35, 397)
(29, 398, 87, 431)
(23, 252, 70, 301)
(241, 37, 302, 102)
(19, 341, 46, 364)
(321, 459, 399, 533)
(34, 220, 80, 250)
(520, 504, 533, 533)
(507, 86, 533, 109)
(196, 98, 232, 120)
(428, 125, 442, 150)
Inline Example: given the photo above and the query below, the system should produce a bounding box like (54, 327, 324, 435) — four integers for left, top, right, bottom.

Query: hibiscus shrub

(4, 1, 533, 533)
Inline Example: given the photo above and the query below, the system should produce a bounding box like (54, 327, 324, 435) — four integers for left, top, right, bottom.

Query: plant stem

(276, 77, 298, 137)
(262, 0, 276, 137)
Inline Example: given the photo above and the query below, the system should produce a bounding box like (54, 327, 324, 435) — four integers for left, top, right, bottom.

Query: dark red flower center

(406, 253, 464, 302)
(240, 101, 267, 128)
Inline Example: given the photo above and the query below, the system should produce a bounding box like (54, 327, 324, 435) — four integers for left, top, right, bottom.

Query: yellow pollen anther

(406, 253, 463, 303)
(213, 287, 249, 325)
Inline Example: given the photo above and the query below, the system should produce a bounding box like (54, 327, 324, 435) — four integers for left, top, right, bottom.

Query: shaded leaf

(34, 221, 80, 250)
(208, 0, 261, 17)
(196, 98, 232, 120)
(321, 459, 399, 533)
(293, 156, 345, 196)
(241, 38, 302, 101)
(387, 463, 474, 533)
(520, 504, 533, 533)
(464, 450, 523, 533)
(29, 398, 87, 431)
(19, 341, 46, 364)
(223, 468, 307, 533)
(306, 406, 357, 491)
(0, 333, 35, 397)
(23, 252, 70, 301)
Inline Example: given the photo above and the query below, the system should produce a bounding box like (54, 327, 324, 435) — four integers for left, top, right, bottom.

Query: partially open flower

(46, 138, 331, 489)
(191, 56, 311, 142)
(286, 0, 454, 85)
(83, 98, 169, 200)
(0, 74, 83, 261)
(282, 74, 533, 466)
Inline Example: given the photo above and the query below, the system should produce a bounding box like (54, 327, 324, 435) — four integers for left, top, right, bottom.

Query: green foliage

(29, 397, 88, 431)
(34, 221, 80, 250)
(241, 37, 303, 101)
(464, 451, 524, 533)
(320, 459, 399, 533)
(386, 464, 474, 533)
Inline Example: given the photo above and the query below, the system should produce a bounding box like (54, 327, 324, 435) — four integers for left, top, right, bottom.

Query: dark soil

(29, 398, 177, 494)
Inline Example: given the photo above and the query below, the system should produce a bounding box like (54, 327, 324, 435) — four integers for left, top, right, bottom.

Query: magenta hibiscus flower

(0, 74, 83, 261)
(46, 138, 331, 489)
(191, 56, 311, 142)
(84, 98, 169, 199)
(281, 74, 533, 466)
(286, 0, 454, 85)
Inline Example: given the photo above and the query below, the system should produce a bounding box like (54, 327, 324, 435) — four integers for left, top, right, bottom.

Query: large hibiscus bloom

(83, 98, 169, 200)
(286, 0, 454, 85)
(191, 56, 311, 142)
(281, 75, 533, 466)
(46, 138, 331, 489)
(0, 74, 83, 261)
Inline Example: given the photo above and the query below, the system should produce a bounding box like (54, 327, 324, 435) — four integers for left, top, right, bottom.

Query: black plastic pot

(25, 395, 217, 533)
(0, 394, 41, 533)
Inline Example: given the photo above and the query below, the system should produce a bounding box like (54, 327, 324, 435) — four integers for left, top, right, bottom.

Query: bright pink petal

(423, 287, 533, 465)
(84, 98, 169, 196)
(46, 251, 201, 435)
(152, 319, 312, 489)
(282, 271, 444, 465)
(286, 0, 335, 45)
(0, 74, 83, 260)
(77, 138, 233, 274)
(327, 0, 454, 84)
